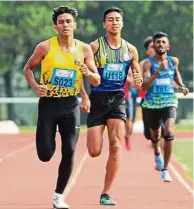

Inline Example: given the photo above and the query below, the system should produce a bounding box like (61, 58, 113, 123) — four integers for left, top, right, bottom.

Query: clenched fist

(132, 69, 143, 87)
(74, 59, 92, 77)
(179, 86, 189, 96)
(79, 64, 92, 77)
(80, 98, 91, 113)
(34, 84, 48, 97)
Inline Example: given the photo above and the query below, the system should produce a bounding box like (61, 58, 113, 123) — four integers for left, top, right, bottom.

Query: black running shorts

(87, 91, 126, 128)
(145, 106, 177, 131)
(142, 106, 165, 140)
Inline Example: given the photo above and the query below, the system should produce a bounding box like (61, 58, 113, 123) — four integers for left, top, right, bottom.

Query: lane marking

(0, 142, 35, 161)
(63, 151, 89, 200)
(169, 163, 194, 196)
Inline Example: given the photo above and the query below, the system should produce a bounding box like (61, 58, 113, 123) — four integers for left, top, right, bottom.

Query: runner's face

(154, 37, 169, 56)
(54, 13, 76, 37)
(103, 12, 123, 34)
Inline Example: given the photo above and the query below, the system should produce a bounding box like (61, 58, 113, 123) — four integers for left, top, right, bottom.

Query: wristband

(179, 84, 186, 90)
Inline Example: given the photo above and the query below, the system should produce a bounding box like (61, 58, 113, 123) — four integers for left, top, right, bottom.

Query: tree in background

(0, 1, 192, 123)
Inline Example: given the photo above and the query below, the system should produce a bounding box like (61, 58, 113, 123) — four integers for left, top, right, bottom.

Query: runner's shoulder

(90, 39, 99, 54)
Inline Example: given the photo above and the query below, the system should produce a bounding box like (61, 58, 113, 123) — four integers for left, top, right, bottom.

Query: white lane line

(63, 151, 89, 200)
(1, 142, 35, 161)
(169, 163, 194, 196)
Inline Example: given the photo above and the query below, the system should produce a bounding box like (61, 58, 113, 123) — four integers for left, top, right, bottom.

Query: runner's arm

(126, 69, 134, 85)
(129, 44, 143, 87)
(23, 41, 49, 91)
(172, 57, 185, 88)
(142, 59, 161, 90)
(83, 44, 101, 87)
(80, 79, 89, 100)
(80, 79, 90, 112)
(172, 57, 189, 95)
(139, 60, 145, 75)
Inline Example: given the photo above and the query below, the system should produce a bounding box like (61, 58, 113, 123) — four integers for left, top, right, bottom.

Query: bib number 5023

(51, 68, 76, 88)
(53, 77, 73, 87)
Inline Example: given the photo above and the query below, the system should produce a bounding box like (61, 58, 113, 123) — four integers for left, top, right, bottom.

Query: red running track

(0, 132, 193, 209)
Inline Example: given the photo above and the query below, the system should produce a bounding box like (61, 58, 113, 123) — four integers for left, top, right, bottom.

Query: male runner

(142, 32, 189, 182)
(23, 6, 100, 208)
(87, 7, 143, 205)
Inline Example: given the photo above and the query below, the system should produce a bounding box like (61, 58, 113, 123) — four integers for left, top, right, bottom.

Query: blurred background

(0, 1, 193, 130)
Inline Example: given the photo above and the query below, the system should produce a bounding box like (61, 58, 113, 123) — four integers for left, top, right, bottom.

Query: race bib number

(51, 68, 76, 88)
(153, 78, 173, 94)
(103, 63, 126, 81)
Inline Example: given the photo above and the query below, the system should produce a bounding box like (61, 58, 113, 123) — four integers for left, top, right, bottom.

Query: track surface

(0, 132, 193, 209)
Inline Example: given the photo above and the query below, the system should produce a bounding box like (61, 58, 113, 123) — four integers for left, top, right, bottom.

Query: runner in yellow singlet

(23, 6, 100, 209)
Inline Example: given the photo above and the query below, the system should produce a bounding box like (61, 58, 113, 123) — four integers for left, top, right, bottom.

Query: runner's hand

(132, 69, 143, 87)
(79, 64, 92, 77)
(34, 84, 48, 97)
(80, 97, 90, 113)
(179, 86, 189, 96)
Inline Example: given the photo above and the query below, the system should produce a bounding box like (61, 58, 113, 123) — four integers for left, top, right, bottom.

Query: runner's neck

(57, 36, 76, 53)
(105, 34, 122, 49)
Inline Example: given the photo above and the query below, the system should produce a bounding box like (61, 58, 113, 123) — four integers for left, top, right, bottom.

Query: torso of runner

(91, 36, 131, 92)
(40, 36, 84, 98)
(142, 55, 178, 109)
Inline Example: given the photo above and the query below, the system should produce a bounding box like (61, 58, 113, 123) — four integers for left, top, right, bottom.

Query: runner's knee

(110, 139, 121, 157)
(163, 134, 174, 141)
(164, 127, 173, 138)
(37, 150, 54, 162)
(88, 148, 101, 157)
(144, 130, 152, 140)
(36, 140, 55, 162)
(150, 133, 160, 144)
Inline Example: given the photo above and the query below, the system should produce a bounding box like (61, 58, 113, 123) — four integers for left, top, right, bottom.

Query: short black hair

(153, 31, 168, 42)
(52, 6, 78, 24)
(144, 36, 153, 49)
(103, 7, 123, 22)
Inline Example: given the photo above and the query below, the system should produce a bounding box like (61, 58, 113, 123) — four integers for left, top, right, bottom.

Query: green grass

(20, 123, 193, 133)
(20, 126, 36, 132)
(174, 123, 193, 132)
(173, 139, 193, 180)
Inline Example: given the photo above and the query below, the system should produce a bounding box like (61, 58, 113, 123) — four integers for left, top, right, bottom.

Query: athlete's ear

(167, 44, 171, 51)
(103, 22, 106, 29)
(121, 21, 124, 29)
(74, 21, 77, 30)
